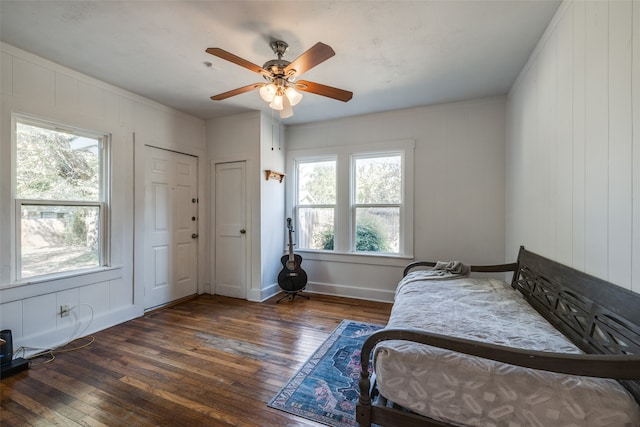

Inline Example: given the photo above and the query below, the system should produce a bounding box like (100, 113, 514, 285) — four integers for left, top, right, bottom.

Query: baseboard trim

(248, 283, 281, 302)
(144, 294, 198, 315)
(221, 283, 395, 303)
(14, 304, 141, 358)
(303, 281, 395, 303)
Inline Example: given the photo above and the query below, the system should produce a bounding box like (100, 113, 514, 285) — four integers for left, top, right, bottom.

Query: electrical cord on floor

(12, 303, 96, 367)
(25, 336, 96, 366)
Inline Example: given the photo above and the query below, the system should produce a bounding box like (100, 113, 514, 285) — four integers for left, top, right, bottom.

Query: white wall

(506, 0, 640, 293)
(286, 97, 507, 302)
(0, 43, 206, 352)
(260, 115, 286, 300)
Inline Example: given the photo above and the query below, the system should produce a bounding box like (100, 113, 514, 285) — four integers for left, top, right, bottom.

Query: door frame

(143, 145, 199, 310)
(134, 136, 204, 313)
(210, 159, 251, 299)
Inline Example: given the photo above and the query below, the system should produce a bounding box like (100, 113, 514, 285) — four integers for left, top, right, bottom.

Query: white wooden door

(145, 147, 198, 310)
(214, 161, 247, 299)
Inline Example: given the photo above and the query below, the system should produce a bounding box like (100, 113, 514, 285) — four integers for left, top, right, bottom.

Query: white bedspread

(374, 275, 640, 426)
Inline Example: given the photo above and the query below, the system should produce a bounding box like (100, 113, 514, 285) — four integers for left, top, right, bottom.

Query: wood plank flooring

(1, 294, 392, 426)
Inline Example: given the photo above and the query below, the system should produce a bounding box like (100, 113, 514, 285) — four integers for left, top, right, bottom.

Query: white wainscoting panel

(507, 0, 640, 293)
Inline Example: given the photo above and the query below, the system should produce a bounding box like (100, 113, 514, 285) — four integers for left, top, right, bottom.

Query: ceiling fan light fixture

(207, 40, 352, 116)
(280, 95, 294, 118)
(284, 86, 303, 106)
(269, 94, 284, 111)
(259, 83, 277, 102)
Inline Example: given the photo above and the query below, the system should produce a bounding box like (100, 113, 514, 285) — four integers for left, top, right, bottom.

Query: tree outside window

(296, 159, 336, 250)
(15, 118, 108, 280)
(353, 154, 401, 253)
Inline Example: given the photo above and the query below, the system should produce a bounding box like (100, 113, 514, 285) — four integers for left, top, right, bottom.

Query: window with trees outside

(296, 158, 337, 250)
(291, 140, 413, 258)
(14, 116, 110, 281)
(353, 154, 402, 253)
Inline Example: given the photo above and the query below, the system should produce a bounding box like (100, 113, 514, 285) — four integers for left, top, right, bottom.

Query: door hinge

(192, 198, 199, 203)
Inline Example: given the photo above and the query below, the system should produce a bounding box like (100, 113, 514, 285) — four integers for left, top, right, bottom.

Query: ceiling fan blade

(295, 80, 353, 102)
(210, 83, 263, 101)
(206, 48, 270, 76)
(284, 42, 335, 77)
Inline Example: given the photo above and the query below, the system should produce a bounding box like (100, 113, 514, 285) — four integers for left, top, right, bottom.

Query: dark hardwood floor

(1, 293, 392, 426)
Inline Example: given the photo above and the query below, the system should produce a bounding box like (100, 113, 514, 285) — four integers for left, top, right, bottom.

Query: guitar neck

(288, 228, 295, 261)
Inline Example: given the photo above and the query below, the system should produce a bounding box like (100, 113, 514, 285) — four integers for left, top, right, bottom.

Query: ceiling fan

(205, 40, 353, 118)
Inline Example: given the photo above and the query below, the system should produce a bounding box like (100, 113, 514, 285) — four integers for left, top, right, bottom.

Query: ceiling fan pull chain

(271, 108, 275, 151)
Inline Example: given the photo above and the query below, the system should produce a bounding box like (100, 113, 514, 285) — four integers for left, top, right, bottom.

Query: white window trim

(286, 139, 414, 260)
(351, 150, 405, 254)
(10, 114, 112, 285)
(295, 155, 338, 249)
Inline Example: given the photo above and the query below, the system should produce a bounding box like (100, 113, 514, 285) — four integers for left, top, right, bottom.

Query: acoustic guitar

(277, 218, 308, 293)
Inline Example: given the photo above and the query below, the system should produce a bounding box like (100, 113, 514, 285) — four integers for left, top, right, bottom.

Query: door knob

(191, 233, 199, 239)
(240, 229, 246, 234)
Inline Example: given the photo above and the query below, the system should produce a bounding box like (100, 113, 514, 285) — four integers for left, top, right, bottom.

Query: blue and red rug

(268, 320, 383, 426)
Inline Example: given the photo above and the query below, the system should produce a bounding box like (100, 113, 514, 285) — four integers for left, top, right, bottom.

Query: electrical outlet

(60, 305, 70, 318)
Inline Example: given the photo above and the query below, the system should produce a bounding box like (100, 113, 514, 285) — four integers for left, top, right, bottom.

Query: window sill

(297, 250, 413, 267)
(0, 266, 123, 304)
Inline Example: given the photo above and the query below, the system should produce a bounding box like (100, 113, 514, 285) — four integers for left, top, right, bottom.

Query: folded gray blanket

(396, 261, 471, 295)
(432, 260, 471, 276)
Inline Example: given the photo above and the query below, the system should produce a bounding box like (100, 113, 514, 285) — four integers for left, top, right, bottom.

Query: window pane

(298, 160, 336, 204)
(21, 205, 100, 278)
(355, 207, 399, 253)
(297, 207, 334, 250)
(355, 155, 401, 204)
(16, 122, 100, 201)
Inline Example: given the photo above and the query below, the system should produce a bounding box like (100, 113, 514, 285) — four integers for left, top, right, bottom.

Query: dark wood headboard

(512, 246, 640, 402)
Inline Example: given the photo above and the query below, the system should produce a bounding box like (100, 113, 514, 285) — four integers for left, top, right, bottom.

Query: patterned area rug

(268, 320, 383, 426)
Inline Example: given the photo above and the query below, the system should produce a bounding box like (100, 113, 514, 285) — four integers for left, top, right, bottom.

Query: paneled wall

(506, 0, 640, 292)
(286, 97, 507, 302)
(205, 112, 286, 302)
(259, 115, 286, 300)
(0, 43, 205, 352)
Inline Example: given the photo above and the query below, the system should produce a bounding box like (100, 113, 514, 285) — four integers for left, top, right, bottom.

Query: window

(297, 158, 336, 250)
(14, 116, 110, 280)
(290, 140, 413, 257)
(353, 154, 402, 253)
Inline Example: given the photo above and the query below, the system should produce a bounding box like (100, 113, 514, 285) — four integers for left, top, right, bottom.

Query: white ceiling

(0, 1, 560, 125)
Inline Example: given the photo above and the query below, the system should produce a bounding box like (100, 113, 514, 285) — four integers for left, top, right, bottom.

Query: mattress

(373, 275, 640, 426)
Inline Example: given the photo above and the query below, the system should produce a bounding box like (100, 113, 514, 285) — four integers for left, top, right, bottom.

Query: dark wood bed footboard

(356, 330, 640, 426)
(358, 246, 640, 427)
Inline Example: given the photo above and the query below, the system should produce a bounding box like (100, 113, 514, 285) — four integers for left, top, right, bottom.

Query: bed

(356, 246, 640, 426)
